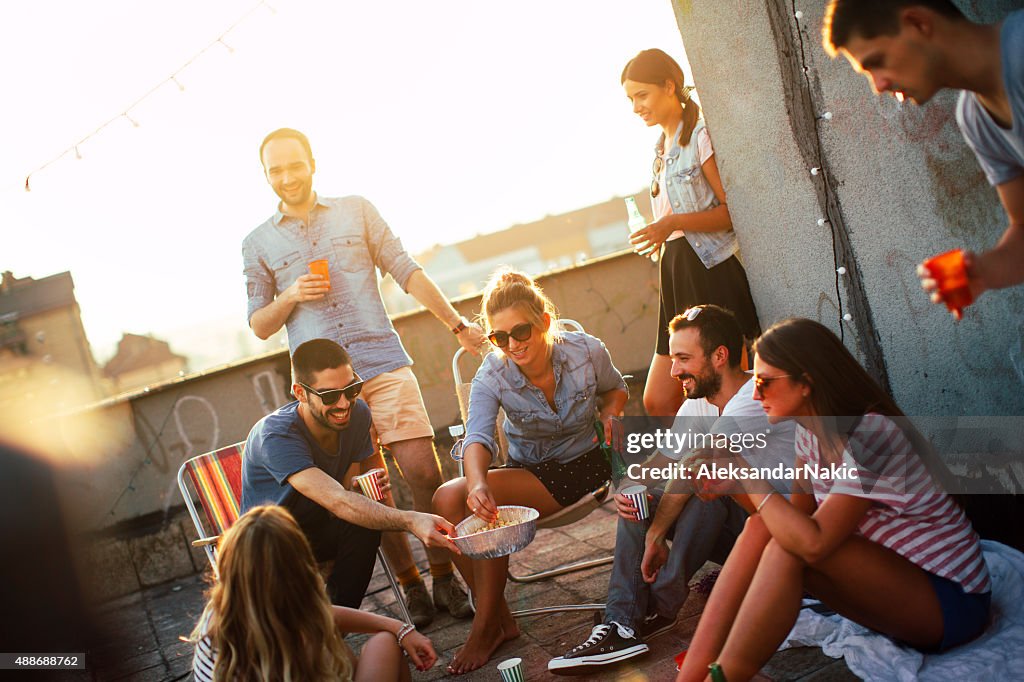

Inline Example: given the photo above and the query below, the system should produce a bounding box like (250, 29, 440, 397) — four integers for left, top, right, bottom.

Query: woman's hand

(629, 215, 675, 257)
(595, 413, 624, 454)
(467, 481, 499, 523)
(400, 629, 438, 671)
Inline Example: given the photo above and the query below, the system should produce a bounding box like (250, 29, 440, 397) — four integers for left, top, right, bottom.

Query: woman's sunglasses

(486, 322, 533, 348)
(651, 156, 664, 198)
(299, 377, 364, 405)
(753, 374, 792, 393)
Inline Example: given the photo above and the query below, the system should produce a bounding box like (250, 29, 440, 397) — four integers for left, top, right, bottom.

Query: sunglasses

(753, 374, 792, 392)
(486, 322, 533, 348)
(651, 156, 664, 198)
(680, 306, 706, 321)
(299, 377, 364, 405)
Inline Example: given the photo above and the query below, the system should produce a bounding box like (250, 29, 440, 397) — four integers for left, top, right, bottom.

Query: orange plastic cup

(308, 259, 330, 289)
(923, 249, 972, 319)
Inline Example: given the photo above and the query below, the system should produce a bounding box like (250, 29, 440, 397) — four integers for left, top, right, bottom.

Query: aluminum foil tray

(452, 505, 540, 559)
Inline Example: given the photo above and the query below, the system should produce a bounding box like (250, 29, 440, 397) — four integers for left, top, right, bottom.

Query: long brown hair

(621, 48, 701, 149)
(190, 506, 353, 681)
(754, 318, 955, 489)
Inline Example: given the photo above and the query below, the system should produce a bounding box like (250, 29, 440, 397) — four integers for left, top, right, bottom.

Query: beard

(311, 404, 349, 431)
(679, 367, 722, 401)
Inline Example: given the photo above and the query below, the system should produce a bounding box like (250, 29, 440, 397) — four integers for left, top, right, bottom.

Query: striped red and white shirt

(795, 413, 990, 594)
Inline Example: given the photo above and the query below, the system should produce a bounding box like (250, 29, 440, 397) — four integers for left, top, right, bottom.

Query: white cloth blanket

(780, 541, 1024, 681)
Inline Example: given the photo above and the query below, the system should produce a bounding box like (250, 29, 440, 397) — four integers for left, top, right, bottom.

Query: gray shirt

(956, 10, 1024, 187)
(242, 195, 422, 380)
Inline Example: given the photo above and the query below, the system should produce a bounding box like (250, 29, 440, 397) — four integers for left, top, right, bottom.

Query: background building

(0, 270, 106, 411)
(381, 192, 653, 313)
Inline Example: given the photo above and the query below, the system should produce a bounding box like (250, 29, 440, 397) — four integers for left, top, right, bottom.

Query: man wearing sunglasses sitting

(241, 339, 460, 608)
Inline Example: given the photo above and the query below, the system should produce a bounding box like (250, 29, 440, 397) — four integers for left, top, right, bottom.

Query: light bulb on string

(819, 111, 833, 121)
(219, 38, 235, 54)
(817, 218, 827, 227)
(125, 113, 140, 128)
(795, 10, 804, 20)
(172, 76, 185, 92)
(810, 167, 821, 176)
(837, 266, 847, 275)
(842, 313, 853, 322)
(74, 146, 82, 160)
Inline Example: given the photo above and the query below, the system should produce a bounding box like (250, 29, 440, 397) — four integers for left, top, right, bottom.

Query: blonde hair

(480, 268, 560, 348)
(189, 506, 353, 681)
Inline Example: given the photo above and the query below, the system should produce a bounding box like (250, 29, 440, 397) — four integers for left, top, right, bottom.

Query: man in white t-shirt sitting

(548, 305, 795, 675)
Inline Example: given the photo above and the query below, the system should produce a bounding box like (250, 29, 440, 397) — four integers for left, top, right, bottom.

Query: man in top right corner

(823, 0, 1024, 309)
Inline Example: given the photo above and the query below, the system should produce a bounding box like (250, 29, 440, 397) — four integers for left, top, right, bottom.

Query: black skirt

(656, 237, 761, 356)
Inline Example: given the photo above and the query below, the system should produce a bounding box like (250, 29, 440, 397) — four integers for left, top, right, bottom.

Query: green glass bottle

(709, 662, 727, 682)
(594, 420, 628, 483)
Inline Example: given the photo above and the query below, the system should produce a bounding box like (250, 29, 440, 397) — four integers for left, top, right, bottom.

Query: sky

(2, 0, 690, 369)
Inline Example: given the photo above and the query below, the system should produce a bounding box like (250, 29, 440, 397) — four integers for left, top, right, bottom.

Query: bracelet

(756, 491, 776, 513)
(451, 317, 468, 335)
(396, 623, 415, 646)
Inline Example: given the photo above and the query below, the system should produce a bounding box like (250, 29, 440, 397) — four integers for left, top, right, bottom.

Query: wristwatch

(451, 317, 469, 335)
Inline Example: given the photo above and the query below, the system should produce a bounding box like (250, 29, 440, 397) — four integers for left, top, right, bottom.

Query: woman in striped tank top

(677, 318, 990, 682)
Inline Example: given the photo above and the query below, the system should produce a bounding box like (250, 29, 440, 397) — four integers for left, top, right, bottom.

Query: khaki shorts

(361, 366, 434, 445)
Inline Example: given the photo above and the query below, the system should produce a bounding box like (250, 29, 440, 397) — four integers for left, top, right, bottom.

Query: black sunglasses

(486, 322, 533, 348)
(299, 377, 363, 405)
(651, 156, 664, 198)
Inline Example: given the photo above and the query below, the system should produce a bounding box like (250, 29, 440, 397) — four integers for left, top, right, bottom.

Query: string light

(795, 10, 804, 20)
(837, 266, 847, 275)
(810, 167, 821, 176)
(22, 0, 273, 192)
(817, 217, 827, 226)
(819, 111, 833, 121)
(842, 313, 853, 322)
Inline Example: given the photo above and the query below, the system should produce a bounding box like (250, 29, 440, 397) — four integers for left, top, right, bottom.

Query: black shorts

(505, 447, 611, 507)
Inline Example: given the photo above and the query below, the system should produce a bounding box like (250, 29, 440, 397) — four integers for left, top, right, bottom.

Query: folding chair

(177, 441, 412, 623)
(450, 319, 613, 617)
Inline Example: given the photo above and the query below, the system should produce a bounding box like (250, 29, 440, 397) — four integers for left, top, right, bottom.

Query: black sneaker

(547, 622, 649, 675)
(640, 613, 678, 640)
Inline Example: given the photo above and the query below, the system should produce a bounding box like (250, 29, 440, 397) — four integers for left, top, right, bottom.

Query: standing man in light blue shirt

(242, 128, 484, 625)
(823, 1, 1024, 310)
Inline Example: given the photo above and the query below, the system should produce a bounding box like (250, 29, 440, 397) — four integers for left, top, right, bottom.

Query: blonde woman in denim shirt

(433, 269, 629, 674)
(623, 49, 761, 419)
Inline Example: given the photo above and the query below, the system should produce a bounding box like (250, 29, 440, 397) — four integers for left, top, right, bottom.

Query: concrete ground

(80, 505, 859, 681)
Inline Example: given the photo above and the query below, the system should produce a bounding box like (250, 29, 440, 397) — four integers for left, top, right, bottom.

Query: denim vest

(660, 121, 739, 269)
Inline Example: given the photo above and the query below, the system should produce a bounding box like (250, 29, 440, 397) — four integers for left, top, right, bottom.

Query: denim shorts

(922, 572, 991, 652)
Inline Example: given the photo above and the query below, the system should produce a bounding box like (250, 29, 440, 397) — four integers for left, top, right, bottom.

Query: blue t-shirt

(241, 400, 374, 528)
(956, 9, 1024, 186)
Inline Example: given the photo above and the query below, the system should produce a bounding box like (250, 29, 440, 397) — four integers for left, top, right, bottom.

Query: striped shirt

(795, 413, 990, 594)
(191, 610, 215, 681)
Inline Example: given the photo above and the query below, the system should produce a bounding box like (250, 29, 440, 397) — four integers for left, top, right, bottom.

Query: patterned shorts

(507, 447, 611, 507)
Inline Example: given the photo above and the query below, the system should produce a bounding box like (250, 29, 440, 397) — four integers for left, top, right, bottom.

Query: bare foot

(446, 620, 520, 675)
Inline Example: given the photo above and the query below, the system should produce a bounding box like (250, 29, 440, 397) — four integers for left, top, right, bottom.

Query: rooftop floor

(87, 504, 859, 681)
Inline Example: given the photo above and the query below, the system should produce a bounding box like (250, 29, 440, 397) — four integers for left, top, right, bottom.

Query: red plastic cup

(923, 249, 973, 320)
(308, 259, 330, 289)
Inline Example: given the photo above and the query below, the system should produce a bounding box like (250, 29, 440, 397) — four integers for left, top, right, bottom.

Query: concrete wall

(41, 252, 658, 532)
(672, 0, 1024, 416)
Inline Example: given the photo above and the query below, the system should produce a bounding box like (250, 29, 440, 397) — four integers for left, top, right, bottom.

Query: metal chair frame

(177, 442, 412, 624)
(450, 318, 614, 617)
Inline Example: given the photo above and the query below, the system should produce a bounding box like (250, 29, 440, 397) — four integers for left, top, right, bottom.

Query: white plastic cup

(497, 657, 525, 682)
(354, 468, 385, 501)
(620, 484, 650, 521)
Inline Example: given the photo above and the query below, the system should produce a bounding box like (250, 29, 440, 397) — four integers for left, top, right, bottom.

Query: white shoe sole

(547, 643, 649, 674)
